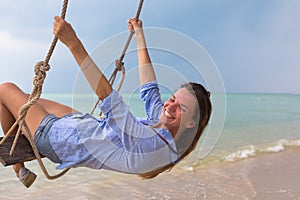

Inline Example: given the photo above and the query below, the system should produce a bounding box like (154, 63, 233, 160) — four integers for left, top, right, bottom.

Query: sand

(1, 148, 300, 200)
(94, 148, 300, 200)
(248, 148, 300, 200)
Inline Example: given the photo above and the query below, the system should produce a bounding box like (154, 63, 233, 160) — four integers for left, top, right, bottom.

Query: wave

(222, 138, 300, 162)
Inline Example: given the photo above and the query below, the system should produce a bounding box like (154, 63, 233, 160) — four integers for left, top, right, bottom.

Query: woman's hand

(128, 18, 143, 37)
(53, 16, 112, 100)
(128, 18, 156, 85)
(53, 16, 79, 49)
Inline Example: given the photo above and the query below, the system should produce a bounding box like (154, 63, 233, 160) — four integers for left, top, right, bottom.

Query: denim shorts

(34, 114, 62, 163)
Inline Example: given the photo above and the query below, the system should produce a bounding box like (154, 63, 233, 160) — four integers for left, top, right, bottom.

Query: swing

(0, 0, 145, 180)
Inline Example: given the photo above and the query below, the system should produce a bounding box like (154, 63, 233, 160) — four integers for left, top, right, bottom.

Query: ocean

(0, 92, 300, 199)
(209, 93, 300, 162)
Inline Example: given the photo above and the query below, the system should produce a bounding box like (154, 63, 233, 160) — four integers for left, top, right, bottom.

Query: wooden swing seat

(0, 135, 39, 166)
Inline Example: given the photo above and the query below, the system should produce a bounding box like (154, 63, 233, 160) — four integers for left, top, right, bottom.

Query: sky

(0, 0, 299, 94)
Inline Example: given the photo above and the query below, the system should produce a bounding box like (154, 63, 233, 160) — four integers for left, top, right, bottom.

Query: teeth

(164, 110, 173, 118)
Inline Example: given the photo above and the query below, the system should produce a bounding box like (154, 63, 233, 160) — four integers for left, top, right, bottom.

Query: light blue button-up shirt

(49, 81, 179, 174)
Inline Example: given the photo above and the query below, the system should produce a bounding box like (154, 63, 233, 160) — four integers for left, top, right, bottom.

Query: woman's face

(160, 87, 198, 136)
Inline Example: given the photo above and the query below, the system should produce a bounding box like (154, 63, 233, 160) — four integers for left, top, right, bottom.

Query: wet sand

(95, 148, 300, 200)
(248, 148, 300, 200)
(1, 148, 300, 200)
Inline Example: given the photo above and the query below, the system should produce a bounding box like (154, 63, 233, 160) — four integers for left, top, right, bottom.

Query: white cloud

(0, 0, 299, 93)
(0, 29, 51, 89)
(0, 31, 47, 52)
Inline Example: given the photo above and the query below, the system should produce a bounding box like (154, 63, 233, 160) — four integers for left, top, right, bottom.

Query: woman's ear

(185, 119, 197, 129)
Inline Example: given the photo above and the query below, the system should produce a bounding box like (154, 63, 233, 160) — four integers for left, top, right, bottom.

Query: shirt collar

(159, 129, 180, 164)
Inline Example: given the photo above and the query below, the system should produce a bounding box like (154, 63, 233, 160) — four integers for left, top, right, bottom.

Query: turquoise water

(41, 92, 300, 162)
(1, 92, 300, 161)
(211, 93, 300, 162)
(0, 92, 300, 198)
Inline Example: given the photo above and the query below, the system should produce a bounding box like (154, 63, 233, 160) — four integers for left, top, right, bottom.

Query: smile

(164, 110, 175, 119)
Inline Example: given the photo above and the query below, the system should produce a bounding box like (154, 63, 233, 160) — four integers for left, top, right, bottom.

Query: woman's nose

(168, 101, 178, 111)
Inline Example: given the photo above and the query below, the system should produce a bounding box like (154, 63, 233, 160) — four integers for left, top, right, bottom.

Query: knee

(0, 82, 21, 97)
(0, 82, 18, 89)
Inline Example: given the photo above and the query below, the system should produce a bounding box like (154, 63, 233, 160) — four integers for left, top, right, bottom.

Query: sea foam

(223, 145, 256, 162)
(223, 139, 300, 162)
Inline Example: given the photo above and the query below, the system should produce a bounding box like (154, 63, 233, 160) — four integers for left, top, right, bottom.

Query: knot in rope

(115, 60, 124, 71)
(33, 61, 50, 87)
(0, 0, 71, 181)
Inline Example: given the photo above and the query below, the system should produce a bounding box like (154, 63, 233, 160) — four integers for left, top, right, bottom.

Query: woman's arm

(53, 16, 112, 100)
(128, 18, 156, 85)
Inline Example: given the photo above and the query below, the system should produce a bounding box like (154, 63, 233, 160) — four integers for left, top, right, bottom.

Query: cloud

(198, 0, 300, 93)
(0, 29, 51, 88)
(0, 31, 47, 52)
(0, 0, 299, 93)
(0, 1, 68, 90)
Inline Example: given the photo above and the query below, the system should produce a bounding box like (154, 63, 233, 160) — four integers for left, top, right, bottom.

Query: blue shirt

(48, 81, 179, 173)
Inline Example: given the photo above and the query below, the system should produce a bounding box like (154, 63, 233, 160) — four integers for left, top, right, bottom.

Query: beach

(248, 148, 300, 200)
(1, 93, 300, 199)
(0, 147, 299, 200)
(94, 147, 300, 200)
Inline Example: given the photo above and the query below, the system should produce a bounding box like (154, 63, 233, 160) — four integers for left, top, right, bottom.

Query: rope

(90, 0, 144, 115)
(110, 0, 144, 90)
(0, 0, 145, 180)
(0, 0, 70, 180)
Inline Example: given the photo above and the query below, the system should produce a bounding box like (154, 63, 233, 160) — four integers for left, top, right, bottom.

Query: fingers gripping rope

(90, 0, 145, 116)
(0, 0, 145, 180)
(111, 0, 144, 90)
(0, 0, 70, 180)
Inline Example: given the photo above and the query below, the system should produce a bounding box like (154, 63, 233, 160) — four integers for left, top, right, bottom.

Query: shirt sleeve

(96, 89, 175, 173)
(140, 81, 163, 121)
(98, 89, 158, 146)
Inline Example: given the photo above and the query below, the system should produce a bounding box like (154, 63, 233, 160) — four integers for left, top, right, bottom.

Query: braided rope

(111, 0, 144, 90)
(0, 0, 70, 180)
(0, 0, 145, 180)
(90, 0, 144, 115)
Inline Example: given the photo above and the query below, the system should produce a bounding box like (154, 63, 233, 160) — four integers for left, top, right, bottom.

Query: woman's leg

(0, 82, 49, 186)
(0, 82, 48, 135)
(37, 97, 77, 118)
(0, 82, 77, 135)
(0, 82, 76, 184)
(0, 103, 25, 176)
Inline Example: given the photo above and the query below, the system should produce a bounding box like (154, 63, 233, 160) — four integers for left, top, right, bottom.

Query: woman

(0, 17, 212, 188)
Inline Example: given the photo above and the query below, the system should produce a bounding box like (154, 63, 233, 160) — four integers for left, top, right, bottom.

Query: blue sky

(0, 0, 299, 94)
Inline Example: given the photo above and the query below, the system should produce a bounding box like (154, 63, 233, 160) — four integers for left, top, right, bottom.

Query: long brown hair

(139, 82, 212, 179)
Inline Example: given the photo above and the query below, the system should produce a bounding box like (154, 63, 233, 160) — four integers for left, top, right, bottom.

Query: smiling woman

(161, 88, 199, 136)
(0, 13, 212, 189)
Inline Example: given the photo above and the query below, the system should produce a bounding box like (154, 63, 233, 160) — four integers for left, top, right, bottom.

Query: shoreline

(96, 148, 300, 200)
(1, 148, 300, 199)
(248, 148, 300, 199)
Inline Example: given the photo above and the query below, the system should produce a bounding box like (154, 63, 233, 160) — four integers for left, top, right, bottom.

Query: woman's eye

(180, 107, 187, 112)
